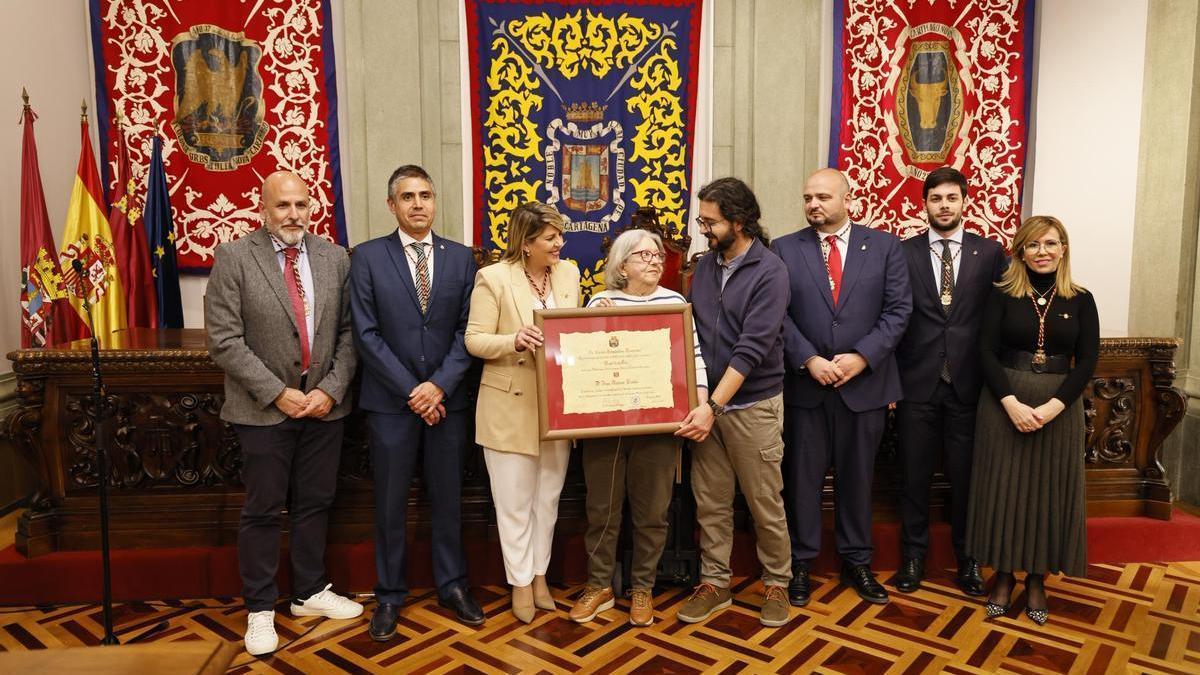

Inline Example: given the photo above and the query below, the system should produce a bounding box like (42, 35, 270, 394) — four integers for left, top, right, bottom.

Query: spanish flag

(59, 107, 127, 344)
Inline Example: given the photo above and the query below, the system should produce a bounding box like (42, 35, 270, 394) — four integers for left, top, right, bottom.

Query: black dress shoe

(840, 564, 889, 604)
(439, 585, 485, 626)
(788, 561, 811, 607)
(894, 558, 924, 593)
(369, 603, 399, 642)
(956, 559, 986, 597)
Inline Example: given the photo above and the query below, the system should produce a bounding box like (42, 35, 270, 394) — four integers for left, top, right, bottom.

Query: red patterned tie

(282, 247, 311, 372)
(825, 234, 843, 306)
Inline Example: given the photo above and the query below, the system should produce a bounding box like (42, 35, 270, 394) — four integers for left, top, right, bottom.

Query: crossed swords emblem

(487, 17, 680, 106)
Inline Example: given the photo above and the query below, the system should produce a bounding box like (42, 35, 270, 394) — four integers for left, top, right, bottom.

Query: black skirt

(965, 367, 1087, 577)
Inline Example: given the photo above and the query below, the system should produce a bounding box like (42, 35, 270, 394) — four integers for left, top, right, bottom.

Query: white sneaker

(291, 583, 364, 619)
(244, 610, 278, 656)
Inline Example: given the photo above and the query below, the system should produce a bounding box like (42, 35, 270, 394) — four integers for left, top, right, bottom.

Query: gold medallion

(940, 292, 952, 306)
(1032, 349, 1047, 366)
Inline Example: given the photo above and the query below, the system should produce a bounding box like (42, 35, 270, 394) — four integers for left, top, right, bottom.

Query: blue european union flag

(145, 136, 183, 328)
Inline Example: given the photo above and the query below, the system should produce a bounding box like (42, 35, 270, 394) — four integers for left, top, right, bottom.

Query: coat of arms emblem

(170, 25, 267, 171)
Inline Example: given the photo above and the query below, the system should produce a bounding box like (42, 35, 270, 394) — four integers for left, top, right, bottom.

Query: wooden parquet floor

(0, 562, 1197, 674)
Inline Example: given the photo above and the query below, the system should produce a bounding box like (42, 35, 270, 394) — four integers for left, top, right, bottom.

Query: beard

(806, 209, 844, 229)
(271, 224, 306, 246)
(928, 212, 962, 233)
(706, 230, 736, 253)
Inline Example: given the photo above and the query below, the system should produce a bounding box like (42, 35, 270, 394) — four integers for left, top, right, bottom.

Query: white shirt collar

(816, 220, 852, 244)
(927, 226, 964, 248)
(397, 228, 433, 248)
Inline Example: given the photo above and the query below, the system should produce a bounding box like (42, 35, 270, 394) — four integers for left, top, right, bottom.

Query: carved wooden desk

(3, 330, 1184, 557)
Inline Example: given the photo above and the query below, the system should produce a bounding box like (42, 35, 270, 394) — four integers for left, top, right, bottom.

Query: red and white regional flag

(19, 93, 87, 347)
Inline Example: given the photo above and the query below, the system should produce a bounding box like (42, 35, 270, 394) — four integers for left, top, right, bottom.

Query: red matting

(539, 308, 696, 438)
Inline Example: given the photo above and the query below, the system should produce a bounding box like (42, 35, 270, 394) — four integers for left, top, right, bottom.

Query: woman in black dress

(965, 215, 1099, 626)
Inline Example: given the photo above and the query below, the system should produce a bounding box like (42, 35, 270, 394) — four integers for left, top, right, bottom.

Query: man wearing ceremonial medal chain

(772, 169, 911, 607)
(893, 167, 1007, 596)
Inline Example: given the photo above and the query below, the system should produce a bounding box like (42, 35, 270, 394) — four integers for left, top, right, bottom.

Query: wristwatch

(706, 399, 726, 417)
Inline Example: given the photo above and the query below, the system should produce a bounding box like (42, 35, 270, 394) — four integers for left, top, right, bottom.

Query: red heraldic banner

(89, 0, 347, 270)
(830, 0, 1034, 244)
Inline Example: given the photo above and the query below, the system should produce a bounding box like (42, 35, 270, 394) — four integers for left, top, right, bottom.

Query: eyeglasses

(695, 216, 724, 230)
(631, 250, 666, 263)
(1023, 240, 1062, 254)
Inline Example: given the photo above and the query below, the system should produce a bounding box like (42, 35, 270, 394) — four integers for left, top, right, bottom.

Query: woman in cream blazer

(465, 202, 580, 623)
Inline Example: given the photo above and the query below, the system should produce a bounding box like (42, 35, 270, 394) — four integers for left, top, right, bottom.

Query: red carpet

(2, 509, 1199, 606)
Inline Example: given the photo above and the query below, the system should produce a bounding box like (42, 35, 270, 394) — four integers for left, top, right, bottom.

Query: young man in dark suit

(773, 168, 912, 607)
(893, 167, 1007, 595)
(348, 165, 483, 638)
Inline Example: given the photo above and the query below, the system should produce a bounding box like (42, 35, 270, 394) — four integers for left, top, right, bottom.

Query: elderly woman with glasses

(965, 216, 1098, 627)
(567, 228, 708, 627)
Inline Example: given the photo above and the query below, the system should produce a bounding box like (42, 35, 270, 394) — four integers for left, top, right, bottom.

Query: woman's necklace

(1032, 284, 1054, 307)
(1029, 286, 1057, 366)
(524, 266, 551, 309)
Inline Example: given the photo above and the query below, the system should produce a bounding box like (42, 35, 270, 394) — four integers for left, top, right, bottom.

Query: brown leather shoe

(568, 586, 614, 623)
(628, 588, 654, 626)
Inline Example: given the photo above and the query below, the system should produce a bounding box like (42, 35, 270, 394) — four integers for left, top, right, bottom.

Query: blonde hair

(997, 215, 1084, 299)
(500, 201, 565, 264)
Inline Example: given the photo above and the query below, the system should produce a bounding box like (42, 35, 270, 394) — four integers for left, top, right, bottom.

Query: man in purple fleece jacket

(674, 177, 793, 628)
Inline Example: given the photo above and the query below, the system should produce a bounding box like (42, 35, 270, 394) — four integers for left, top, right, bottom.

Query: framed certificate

(534, 304, 700, 440)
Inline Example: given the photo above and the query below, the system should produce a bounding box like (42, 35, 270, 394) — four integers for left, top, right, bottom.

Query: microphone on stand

(72, 258, 119, 645)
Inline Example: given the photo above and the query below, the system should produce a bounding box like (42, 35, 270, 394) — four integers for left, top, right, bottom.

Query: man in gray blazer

(206, 170, 362, 657)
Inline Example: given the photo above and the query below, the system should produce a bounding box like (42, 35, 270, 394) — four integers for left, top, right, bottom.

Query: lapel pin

(972, 250, 978, 255)
(861, 244, 867, 250)
(1063, 313, 1070, 319)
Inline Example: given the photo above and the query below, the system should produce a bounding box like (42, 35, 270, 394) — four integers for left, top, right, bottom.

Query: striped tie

(282, 247, 310, 372)
(412, 242, 430, 313)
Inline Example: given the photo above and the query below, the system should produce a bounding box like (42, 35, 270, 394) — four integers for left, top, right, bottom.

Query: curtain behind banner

(830, 0, 1035, 245)
(465, 0, 703, 298)
(89, 0, 346, 271)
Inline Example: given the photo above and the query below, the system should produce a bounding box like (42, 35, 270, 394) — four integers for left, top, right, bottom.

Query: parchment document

(559, 328, 674, 414)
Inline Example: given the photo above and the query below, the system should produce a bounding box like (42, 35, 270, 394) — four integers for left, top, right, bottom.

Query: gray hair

(605, 229, 664, 291)
(387, 164, 434, 201)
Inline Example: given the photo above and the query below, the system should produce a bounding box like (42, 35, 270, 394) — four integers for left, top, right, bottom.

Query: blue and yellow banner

(466, 0, 703, 297)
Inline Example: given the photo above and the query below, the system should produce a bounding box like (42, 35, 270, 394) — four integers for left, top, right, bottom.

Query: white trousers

(483, 441, 571, 586)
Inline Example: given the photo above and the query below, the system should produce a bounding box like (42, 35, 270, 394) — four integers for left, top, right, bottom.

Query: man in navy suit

(349, 164, 483, 638)
(893, 167, 1007, 596)
(773, 168, 912, 606)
